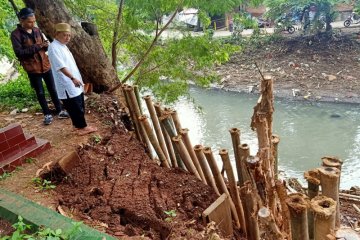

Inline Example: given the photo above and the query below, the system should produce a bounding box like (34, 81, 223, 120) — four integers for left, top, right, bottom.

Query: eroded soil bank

(217, 32, 360, 104)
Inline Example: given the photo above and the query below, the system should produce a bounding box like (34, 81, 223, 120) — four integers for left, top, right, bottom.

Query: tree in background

(265, 0, 342, 33)
(1, 0, 256, 102)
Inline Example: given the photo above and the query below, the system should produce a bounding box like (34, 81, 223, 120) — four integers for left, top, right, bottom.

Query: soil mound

(53, 95, 220, 239)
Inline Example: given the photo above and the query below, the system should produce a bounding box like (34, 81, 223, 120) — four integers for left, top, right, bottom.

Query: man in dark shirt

(10, 8, 68, 125)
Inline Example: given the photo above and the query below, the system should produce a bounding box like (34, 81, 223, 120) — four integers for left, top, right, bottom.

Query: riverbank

(216, 31, 360, 104)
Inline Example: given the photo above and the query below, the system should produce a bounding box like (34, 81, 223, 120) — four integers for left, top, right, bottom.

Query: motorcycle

(344, 12, 360, 27)
(275, 21, 296, 34)
(274, 15, 296, 34)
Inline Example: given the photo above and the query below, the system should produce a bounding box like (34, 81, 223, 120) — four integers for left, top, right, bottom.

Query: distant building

(335, 3, 354, 21)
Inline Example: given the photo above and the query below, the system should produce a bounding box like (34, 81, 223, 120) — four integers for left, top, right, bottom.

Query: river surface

(170, 87, 360, 189)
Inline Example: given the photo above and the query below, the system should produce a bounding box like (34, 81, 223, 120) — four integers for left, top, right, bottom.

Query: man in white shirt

(48, 23, 97, 135)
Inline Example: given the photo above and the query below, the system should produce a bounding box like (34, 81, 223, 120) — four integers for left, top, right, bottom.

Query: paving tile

(0, 133, 6, 142)
(4, 124, 23, 140)
(1, 145, 21, 161)
(7, 134, 26, 147)
(19, 137, 37, 150)
(0, 141, 9, 153)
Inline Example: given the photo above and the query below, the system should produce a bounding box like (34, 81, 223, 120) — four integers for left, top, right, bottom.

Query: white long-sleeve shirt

(48, 39, 83, 99)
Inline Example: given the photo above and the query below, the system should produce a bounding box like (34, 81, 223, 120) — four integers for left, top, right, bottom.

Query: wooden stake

(124, 85, 152, 158)
(180, 128, 206, 183)
(286, 193, 309, 240)
(219, 149, 246, 233)
(153, 102, 177, 168)
(250, 75, 276, 214)
(203, 147, 241, 229)
(139, 115, 170, 168)
(271, 134, 280, 179)
(246, 155, 266, 204)
(238, 144, 253, 186)
(229, 128, 242, 184)
(202, 193, 233, 236)
(240, 182, 260, 240)
(304, 168, 320, 239)
(143, 96, 169, 159)
(193, 145, 220, 195)
(275, 180, 291, 236)
(172, 135, 201, 179)
(321, 156, 343, 170)
(318, 167, 340, 228)
(258, 207, 285, 239)
(310, 196, 337, 240)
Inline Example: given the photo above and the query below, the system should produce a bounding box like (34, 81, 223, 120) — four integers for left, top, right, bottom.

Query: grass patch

(0, 74, 39, 111)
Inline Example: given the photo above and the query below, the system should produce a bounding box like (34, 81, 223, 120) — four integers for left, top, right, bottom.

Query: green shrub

(1, 215, 83, 240)
(0, 72, 38, 111)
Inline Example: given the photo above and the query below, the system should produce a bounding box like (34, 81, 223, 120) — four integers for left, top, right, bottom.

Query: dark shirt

(10, 24, 50, 73)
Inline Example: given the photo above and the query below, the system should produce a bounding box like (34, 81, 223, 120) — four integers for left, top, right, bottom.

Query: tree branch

(109, 5, 180, 93)
(111, 0, 124, 68)
(8, 0, 19, 20)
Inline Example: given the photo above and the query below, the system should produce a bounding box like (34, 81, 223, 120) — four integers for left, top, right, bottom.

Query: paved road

(212, 21, 354, 38)
(160, 21, 359, 39)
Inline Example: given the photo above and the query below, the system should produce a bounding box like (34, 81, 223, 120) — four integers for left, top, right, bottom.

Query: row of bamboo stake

(121, 78, 345, 240)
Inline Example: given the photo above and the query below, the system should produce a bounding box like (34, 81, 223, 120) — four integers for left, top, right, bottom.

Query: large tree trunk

(24, 0, 119, 92)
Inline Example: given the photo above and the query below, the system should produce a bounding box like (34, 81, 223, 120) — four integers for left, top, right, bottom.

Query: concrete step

(0, 123, 51, 174)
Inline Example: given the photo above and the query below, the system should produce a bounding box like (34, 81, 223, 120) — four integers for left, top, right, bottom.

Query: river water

(170, 87, 360, 189)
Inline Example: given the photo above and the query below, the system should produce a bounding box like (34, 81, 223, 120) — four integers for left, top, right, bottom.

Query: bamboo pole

(271, 134, 280, 179)
(172, 135, 201, 179)
(229, 128, 243, 184)
(318, 167, 340, 228)
(153, 102, 177, 168)
(275, 180, 291, 236)
(160, 115, 186, 169)
(180, 128, 206, 183)
(122, 84, 141, 141)
(193, 145, 220, 195)
(134, 85, 143, 115)
(238, 144, 253, 186)
(286, 193, 309, 240)
(170, 110, 182, 134)
(310, 196, 337, 240)
(321, 156, 343, 170)
(258, 207, 285, 239)
(138, 115, 170, 168)
(247, 155, 266, 204)
(250, 75, 276, 214)
(241, 182, 260, 240)
(219, 149, 246, 233)
(322, 156, 343, 199)
(143, 96, 169, 159)
(124, 85, 152, 158)
(203, 147, 241, 229)
(304, 168, 320, 239)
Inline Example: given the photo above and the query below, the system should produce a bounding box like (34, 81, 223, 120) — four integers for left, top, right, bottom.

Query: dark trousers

(28, 70, 62, 115)
(62, 93, 87, 129)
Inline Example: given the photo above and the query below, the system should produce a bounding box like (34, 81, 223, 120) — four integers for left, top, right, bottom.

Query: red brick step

(0, 123, 50, 174)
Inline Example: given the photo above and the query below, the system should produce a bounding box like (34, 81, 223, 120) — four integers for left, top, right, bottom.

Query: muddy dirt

(0, 95, 233, 239)
(54, 116, 219, 238)
(217, 31, 360, 104)
(0, 218, 14, 237)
